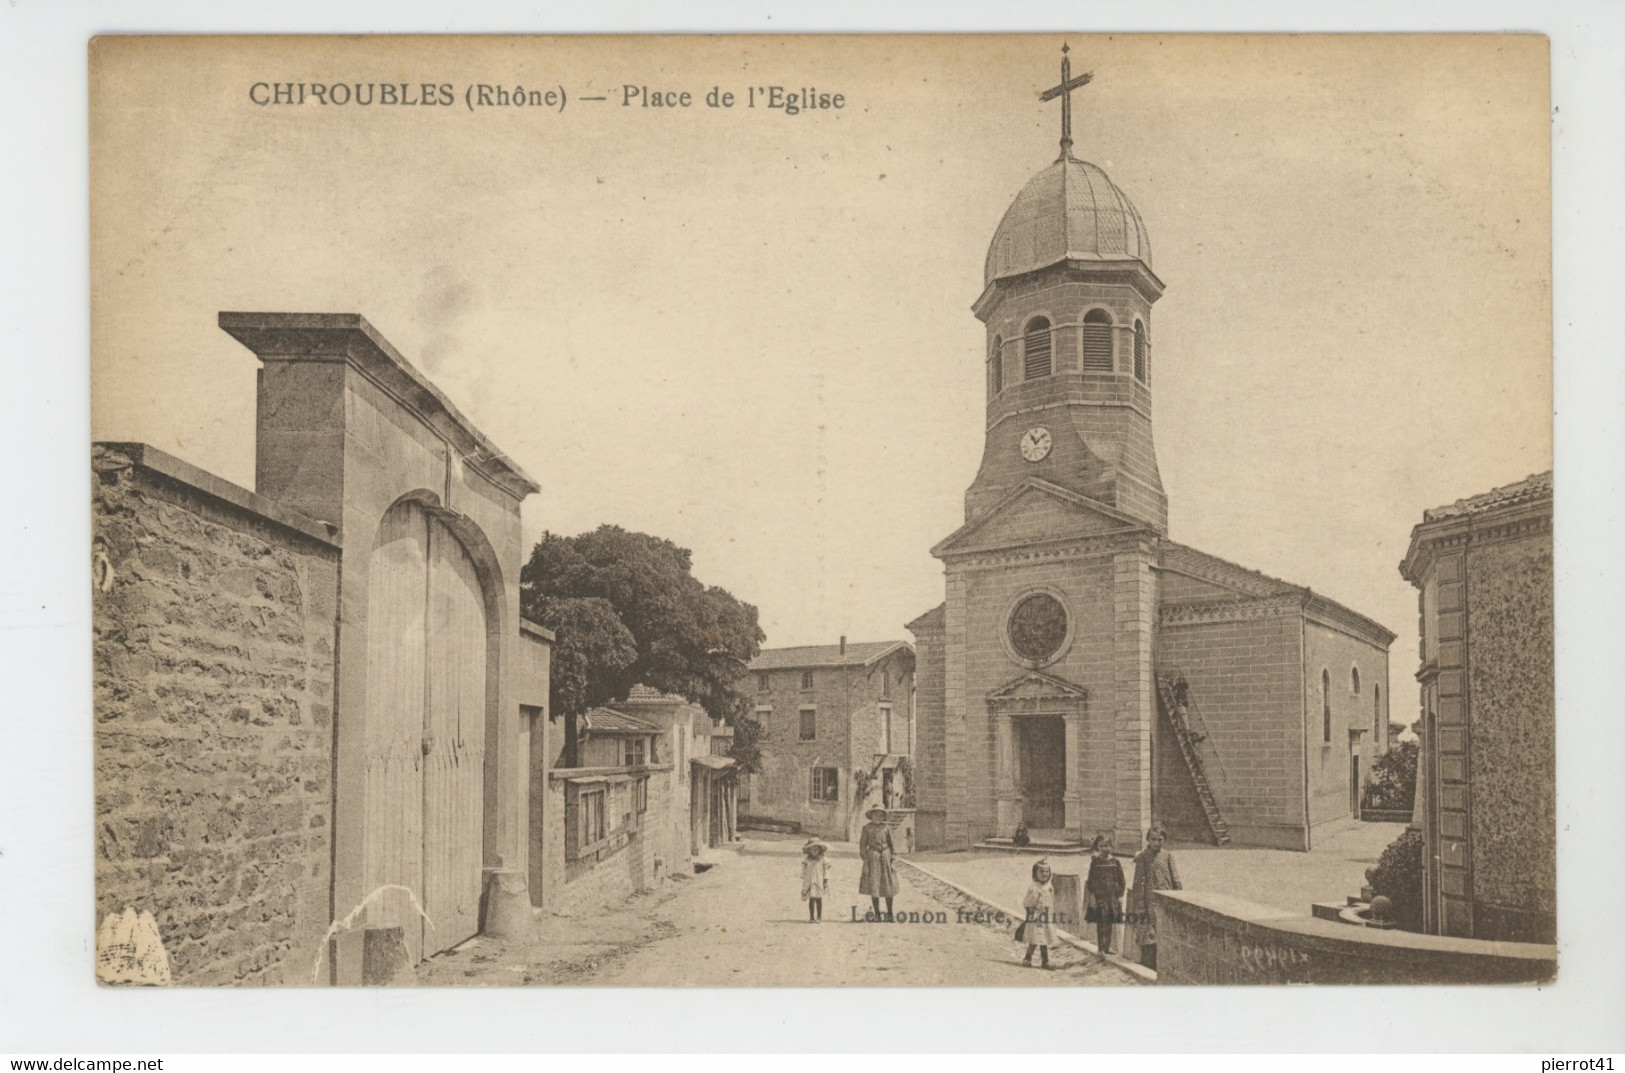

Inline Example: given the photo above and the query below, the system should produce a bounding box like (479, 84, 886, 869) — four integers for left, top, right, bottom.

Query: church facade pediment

(987, 669, 1089, 712)
(932, 478, 1147, 560)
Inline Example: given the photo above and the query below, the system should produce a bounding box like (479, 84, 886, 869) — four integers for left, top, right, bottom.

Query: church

(908, 52, 1395, 854)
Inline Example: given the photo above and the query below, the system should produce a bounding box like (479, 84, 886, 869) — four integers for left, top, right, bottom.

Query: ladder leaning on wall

(1154, 670, 1231, 846)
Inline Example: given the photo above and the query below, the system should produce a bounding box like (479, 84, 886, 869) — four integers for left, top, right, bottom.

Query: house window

(754, 705, 771, 739)
(1351, 666, 1361, 694)
(799, 706, 817, 741)
(881, 703, 895, 754)
(635, 775, 649, 815)
(1133, 319, 1147, 383)
(1083, 309, 1114, 372)
(757, 672, 771, 693)
(811, 766, 839, 802)
(1023, 316, 1053, 380)
(882, 667, 891, 698)
(623, 736, 647, 768)
(1322, 669, 1332, 743)
(1374, 685, 1383, 745)
(989, 335, 1004, 395)
(580, 787, 607, 847)
(801, 670, 814, 690)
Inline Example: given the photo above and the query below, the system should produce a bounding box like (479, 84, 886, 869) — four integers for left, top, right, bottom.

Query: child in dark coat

(1084, 833, 1126, 955)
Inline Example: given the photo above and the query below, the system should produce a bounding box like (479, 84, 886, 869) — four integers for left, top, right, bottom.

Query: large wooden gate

(364, 500, 488, 962)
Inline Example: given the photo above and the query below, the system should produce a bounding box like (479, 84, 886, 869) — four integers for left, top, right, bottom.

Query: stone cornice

(1400, 497, 1553, 586)
(95, 441, 342, 551)
(946, 531, 1142, 571)
(1303, 594, 1398, 647)
(934, 476, 1154, 561)
(1159, 589, 1395, 647)
(219, 312, 540, 502)
(1160, 594, 1303, 628)
(987, 669, 1089, 713)
(973, 259, 1165, 320)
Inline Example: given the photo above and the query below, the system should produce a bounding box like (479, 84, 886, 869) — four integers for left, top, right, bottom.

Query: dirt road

(420, 841, 1140, 987)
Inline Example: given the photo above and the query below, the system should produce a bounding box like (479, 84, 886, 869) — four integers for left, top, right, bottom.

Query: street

(420, 841, 1141, 987)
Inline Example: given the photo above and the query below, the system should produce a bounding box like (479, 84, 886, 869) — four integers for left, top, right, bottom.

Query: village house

(1400, 472, 1555, 943)
(531, 686, 728, 914)
(742, 640, 916, 843)
(94, 312, 548, 985)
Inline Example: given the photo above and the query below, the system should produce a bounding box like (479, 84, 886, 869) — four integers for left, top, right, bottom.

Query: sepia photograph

(82, 32, 1559, 995)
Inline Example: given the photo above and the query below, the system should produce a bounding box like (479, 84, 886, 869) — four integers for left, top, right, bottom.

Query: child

(1129, 826, 1181, 970)
(1084, 833, 1126, 955)
(801, 838, 830, 922)
(1020, 859, 1056, 968)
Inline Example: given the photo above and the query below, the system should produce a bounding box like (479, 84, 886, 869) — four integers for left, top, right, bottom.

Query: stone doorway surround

(988, 671, 1088, 842)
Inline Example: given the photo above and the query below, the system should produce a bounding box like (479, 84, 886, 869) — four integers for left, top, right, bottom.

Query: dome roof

(984, 156, 1152, 285)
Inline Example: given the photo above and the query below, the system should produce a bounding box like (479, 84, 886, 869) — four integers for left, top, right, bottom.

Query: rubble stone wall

(93, 444, 339, 986)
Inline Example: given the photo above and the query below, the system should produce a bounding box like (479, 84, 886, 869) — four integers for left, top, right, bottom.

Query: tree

(520, 525, 765, 768)
(1362, 738, 1420, 813)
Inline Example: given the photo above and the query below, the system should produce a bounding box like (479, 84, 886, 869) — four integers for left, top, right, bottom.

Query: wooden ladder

(1155, 671, 1231, 846)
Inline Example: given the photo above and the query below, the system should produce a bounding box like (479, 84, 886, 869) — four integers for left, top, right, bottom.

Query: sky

(90, 34, 1552, 698)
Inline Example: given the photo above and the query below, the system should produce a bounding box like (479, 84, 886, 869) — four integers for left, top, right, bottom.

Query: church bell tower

(965, 47, 1168, 533)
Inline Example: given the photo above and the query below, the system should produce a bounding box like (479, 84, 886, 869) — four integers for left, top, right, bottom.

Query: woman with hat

(800, 837, 830, 923)
(858, 806, 899, 920)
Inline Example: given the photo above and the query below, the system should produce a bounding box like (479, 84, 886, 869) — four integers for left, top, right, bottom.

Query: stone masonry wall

(1466, 535, 1555, 941)
(93, 445, 339, 986)
(1304, 620, 1390, 832)
(1157, 608, 1307, 849)
(542, 770, 670, 917)
(910, 618, 948, 849)
(958, 550, 1122, 843)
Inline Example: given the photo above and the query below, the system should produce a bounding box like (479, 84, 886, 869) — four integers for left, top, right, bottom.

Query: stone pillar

(1063, 709, 1084, 837)
(995, 711, 1020, 832)
(1113, 543, 1157, 849)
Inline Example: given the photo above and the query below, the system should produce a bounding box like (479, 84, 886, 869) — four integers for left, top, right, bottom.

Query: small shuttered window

(1083, 309, 1114, 373)
(1133, 320, 1148, 382)
(1023, 317, 1052, 380)
(989, 336, 1004, 395)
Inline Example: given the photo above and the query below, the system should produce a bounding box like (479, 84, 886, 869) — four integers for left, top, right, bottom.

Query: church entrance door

(1018, 716, 1066, 830)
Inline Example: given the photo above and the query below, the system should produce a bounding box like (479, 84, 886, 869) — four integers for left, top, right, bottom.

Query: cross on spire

(1038, 43, 1093, 160)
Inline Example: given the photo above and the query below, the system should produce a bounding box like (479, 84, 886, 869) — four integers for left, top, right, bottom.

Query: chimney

(839, 635, 847, 657)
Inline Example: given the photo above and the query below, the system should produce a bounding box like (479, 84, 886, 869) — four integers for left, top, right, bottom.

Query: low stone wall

(1155, 890, 1556, 985)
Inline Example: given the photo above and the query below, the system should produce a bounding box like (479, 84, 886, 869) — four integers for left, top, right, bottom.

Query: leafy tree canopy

(520, 526, 764, 730)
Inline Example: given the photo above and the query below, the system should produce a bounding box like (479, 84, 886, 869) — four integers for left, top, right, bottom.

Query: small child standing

(1020, 859, 1056, 968)
(1084, 833, 1126, 955)
(801, 838, 830, 922)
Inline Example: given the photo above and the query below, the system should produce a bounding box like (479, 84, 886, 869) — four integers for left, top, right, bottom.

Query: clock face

(1019, 426, 1053, 462)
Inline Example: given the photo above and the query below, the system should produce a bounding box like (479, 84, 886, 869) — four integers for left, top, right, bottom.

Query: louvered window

(1083, 309, 1114, 373)
(1023, 317, 1052, 380)
(989, 335, 1004, 395)
(1133, 320, 1148, 382)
